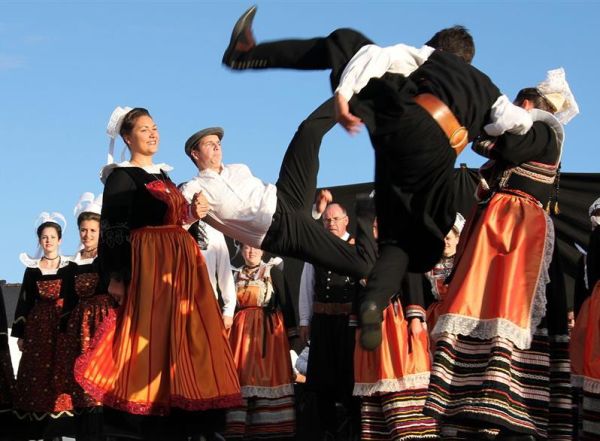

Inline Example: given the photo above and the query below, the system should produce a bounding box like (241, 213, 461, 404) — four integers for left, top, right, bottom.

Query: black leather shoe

(222, 5, 257, 68)
(359, 300, 383, 350)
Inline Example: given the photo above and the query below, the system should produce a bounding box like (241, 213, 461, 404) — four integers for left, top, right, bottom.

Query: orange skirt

(431, 192, 553, 350)
(354, 300, 431, 396)
(571, 281, 600, 392)
(75, 226, 242, 415)
(228, 307, 294, 398)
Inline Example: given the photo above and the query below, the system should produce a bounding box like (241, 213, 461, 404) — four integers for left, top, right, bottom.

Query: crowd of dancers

(0, 5, 598, 441)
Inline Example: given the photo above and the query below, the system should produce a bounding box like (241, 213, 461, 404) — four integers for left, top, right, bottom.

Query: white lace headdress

(74, 192, 103, 218)
(536, 68, 579, 125)
(453, 212, 466, 234)
(106, 106, 133, 164)
(20, 211, 68, 265)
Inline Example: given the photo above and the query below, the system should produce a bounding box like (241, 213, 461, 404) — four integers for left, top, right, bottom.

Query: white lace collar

(100, 161, 174, 184)
(72, 250, 97, 265)
(19, 253, 71, 269)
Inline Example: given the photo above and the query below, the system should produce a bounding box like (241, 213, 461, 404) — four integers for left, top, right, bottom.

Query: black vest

(313, 266, 358, 303)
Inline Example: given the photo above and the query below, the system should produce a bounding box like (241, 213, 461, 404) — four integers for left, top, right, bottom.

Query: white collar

(72, 250, 96, 265)
(197, 164, 224, 177)
(100, 161, 174, 184)
(19, 253, 71, 269)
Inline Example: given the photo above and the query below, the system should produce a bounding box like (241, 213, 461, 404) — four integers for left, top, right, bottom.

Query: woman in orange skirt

(75, 107, 241, 440)
(425, 73, 578, 439)
(571, 197, 600, 440)
(225, 244, 296, 440)
(354, 273, 437, 440)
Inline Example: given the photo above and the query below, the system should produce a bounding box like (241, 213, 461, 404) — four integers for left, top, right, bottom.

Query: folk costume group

(1, 4, 597, 441)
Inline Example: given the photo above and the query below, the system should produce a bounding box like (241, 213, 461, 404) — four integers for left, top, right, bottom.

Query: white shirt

(199, 222, 236, 318)
(298, 231, 350, 326)
(181, 164, 278, 248)
(335, 43, 532, 136)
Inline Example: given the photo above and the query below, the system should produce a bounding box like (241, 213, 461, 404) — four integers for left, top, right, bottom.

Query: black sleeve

(401, 272, 427, 321)
(11, 268, 36, 339)
(271, 267, 297, 333)
(100, 169, 137, 283)
(473, 121, 556, 165)
(0, 286, 8, 350)
(587, 227, 600, 291)
(573, 255, 587, 316)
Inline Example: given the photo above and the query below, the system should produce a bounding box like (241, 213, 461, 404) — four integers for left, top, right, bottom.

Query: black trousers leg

(361, 244, 410, 313)
(262, 99, 377, 278)
(274, 98, 336, 213)
(234, 28, 374, 89)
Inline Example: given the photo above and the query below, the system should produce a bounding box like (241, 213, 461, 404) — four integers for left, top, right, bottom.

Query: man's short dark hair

(425, 25, 475, 64)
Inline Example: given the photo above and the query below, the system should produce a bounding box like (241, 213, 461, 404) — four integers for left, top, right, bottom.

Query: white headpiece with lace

(74, 192, 103, 218)
(590, 197, 600, 229)
(20, 211, 68, 265)
(453, 212, 466, 234)
(536, 68, 579, 125)
(106, 106, 133, 164)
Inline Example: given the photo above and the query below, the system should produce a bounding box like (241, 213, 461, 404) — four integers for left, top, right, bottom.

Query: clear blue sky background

(0, 0, 598, 283)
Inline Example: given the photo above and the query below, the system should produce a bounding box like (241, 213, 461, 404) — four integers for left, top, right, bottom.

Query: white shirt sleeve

(484, 94, 534, 136)
(335, 43, 434, 101)
(210, 229, 237, 317)
(298, 263, 315, 326)
(180, 179, 199, 203)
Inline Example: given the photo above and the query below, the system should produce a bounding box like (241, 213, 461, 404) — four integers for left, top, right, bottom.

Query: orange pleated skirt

(431, 191, 553, 350)
(354, 299, 431, 396)
(571, 281, 600, 390)
(228, 307, 294, 397)
(75, 226, 242, 415)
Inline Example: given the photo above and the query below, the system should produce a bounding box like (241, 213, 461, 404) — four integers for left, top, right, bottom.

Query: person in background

(225, 244, 296, 440)
(0, 284, 15, 439)
(56, 193, 115, 441)
(425, 213, 464, 332)
(12, 213, 75, 440)
(570, 196, 600, 440)
(298, 196, 361, 441)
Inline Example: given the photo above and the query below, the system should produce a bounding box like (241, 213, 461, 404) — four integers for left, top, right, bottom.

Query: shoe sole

(222, 5, 257, 66)
(360, 306, 382, 350)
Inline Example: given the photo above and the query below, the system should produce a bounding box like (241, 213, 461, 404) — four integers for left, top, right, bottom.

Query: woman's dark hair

(514, 88, 555, 113)
(77, 212, 101, 228)
(119, 107, 152, 143)
(36, 221, 62, 240)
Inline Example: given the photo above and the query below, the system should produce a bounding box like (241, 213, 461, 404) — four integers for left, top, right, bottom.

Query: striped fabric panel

(580, 389, 600, 441)
(225, 395, 295, 439)
(361, 389, 438, 440)
(547, 336, 575, 440)
(425, 331, 573, 439)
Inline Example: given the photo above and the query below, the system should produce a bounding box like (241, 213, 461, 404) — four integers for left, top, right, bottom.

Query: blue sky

(0, 0, 598, 282)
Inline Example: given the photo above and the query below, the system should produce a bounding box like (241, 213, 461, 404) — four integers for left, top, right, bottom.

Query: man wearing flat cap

(181, 127, 237, 330)
(180, 99, 376, 280)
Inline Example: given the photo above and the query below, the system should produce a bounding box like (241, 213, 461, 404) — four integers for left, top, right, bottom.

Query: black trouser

(261, 98, 377, 279)
(240, 29, 440, 310)
(305, 313, 360, 435)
